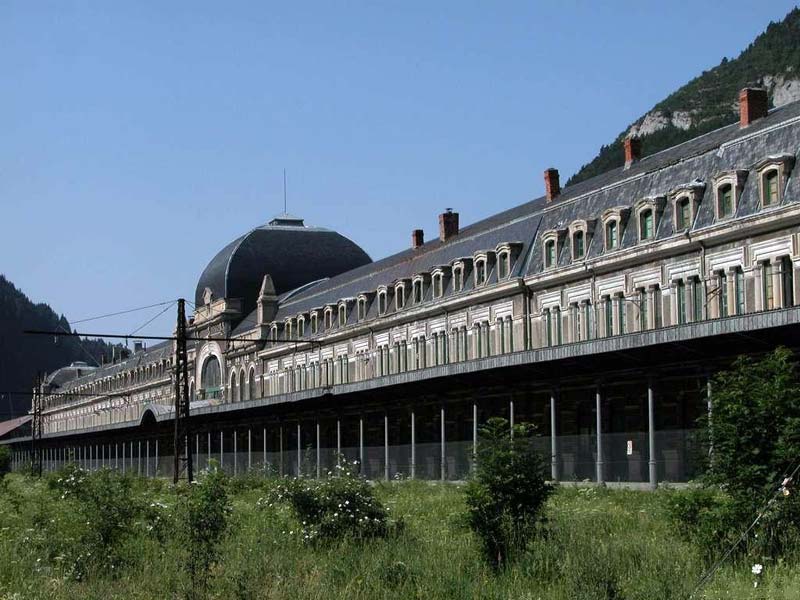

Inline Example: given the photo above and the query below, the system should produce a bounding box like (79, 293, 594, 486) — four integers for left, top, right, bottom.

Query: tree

(464, 417, 552, 568)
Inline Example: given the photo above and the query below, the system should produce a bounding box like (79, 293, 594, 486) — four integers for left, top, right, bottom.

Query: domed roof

(195, 214, 371, 316)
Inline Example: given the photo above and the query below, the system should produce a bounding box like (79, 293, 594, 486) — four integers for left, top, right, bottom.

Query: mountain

(0, 275, 121, 420)
(567, 7, 800, 186)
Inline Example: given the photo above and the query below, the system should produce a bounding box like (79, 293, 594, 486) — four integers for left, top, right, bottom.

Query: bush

(269, 461, 397, 542)
(0, 446, 10, 479)
(177, 463, 231, 597)
(465, 417, 552, 568)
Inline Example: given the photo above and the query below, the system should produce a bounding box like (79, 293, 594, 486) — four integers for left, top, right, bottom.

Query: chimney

(133, 340, 144, 354)
(739, 88, 768, 127)
(439, 209, 459, 242)
(412, 229, 424, 249)
(544, 168, 560, 202)
(624, 137, 641, 169)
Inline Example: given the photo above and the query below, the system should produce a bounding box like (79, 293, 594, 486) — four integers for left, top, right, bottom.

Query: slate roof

(264, 101, 800, 325)
(194, 217, 372, 318)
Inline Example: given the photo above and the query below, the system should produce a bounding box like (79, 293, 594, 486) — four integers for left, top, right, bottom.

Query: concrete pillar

(440, 405, 446, 481)
(596, 387, 604, 485)
(384, 412, 389, 482)
(550, 390, 559, 481)
(648, 378, 657, 490)
(410, 409, 416, 480)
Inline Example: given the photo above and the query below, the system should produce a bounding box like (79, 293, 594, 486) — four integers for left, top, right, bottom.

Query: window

(544, 310, 552, 347)
(298, 318, 305, 338)
(617, 296, 626, 334)
(357, 298, 366, 320)
(324, 310, 333, 329)
(270, 326, 278, 342)
(498, 252, 510, 279)
(677, 280, 687, 324)
(763, 262, 775, 310)
(718, 271, 728, 317)
(735, 268, 745, 315)
(583, 302, 593, 340)
(692, 277, 703, 321)
(433, 274, 443, 298)
(571, 304, 580, 342)
(554, 308, 562, 345)
(653, 286, 662, 328)
(378, 291, 387, 315)
(338, 304, 347, 326)
(676, 197, 691, 230)
(413, 280, 423, 303)
(639, 289, 648, 331)
(639, 209, 654, 240)
(782, 256, 794, 308)
(604, 297, 613, 337)
(310, 313, 318, 334)
(718, 184, 734, 218)
(605, 220, 618, 250)
(544, 240, 556, 268)
(248, 368, 256, 401)
(475, 260, 486, 286)
(453, 267, 463, 292)
(201, 356, 221, 399)
(395, 286, 405, 310)
(573, 231, 585, 259)
(286, 320, 293, 340)
(763, 169, 780, 206)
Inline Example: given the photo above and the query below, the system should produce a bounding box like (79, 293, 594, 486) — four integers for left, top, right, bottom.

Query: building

(5, 88, 800, 487)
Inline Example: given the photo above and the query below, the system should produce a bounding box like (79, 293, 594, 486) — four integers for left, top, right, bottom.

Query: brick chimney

(412, 229, 424, 249)
(439, 209, 459, 242)
(739, 88, 768, 127)
(624, 137, 641, 169)
(544, 168, 560, 202)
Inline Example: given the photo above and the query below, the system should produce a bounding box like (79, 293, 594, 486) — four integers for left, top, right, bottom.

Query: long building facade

(6, 88, 800, 486)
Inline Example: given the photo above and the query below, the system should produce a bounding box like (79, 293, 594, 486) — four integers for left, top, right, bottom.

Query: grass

(0, 471, 798, 599)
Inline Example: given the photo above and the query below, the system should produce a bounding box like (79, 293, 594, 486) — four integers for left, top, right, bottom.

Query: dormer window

(324, 309, 333, 330)
(357, 297, 367, 320)
(545, 239, 556, 268)
(453, 266, 464, 292)
(395, 284, 406, 310)
(270, 325, 278, 342)
(497, 252, 510, 279)
(285, 319, 294, 340)
(605, 220, 618, 250)
(412, 279, 423, 303)
(378, 290, 388, 315)
(763, 169, 779, 206)
(639, 209, 654, 241)
(298, 317, 305, 338)
(718, 184, 733, 218)
(433, 273, 444, 298)
(756, 155, 793, 209)
(573, 231, 585, 259)
(475, 260, 487, 286)
(338, 304, 347, 326)
(310, 313, 318, 334)
(676, 196, 691, 230)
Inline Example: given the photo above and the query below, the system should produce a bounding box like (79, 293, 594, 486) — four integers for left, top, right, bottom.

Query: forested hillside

(568, 7, 800, 186)
(0, 275, 118, 419)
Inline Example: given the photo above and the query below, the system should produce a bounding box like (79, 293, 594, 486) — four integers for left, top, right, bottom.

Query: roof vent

(544, 168, 560, 202)
(439, 209, 459, 242)
(268, 213, 305, 227)
(739, 88, 768, 128)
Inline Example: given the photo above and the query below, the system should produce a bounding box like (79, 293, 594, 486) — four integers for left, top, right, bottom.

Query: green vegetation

(567, 8, 800, 186)
(1, 468, 798, 599)
(465, 417, 551, 568)
(0, 446, 10, 479)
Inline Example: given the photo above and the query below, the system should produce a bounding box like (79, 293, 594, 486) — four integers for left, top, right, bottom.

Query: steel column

(648, 378, 657, 490)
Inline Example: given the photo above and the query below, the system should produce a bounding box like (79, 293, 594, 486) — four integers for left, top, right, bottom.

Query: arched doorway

(201, 355, 222, 400)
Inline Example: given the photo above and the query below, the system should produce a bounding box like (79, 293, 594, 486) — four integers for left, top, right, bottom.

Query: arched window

(763, 169, 780, 206)
(572, 231, 585, 260)
(238, 370, 245, 402)
(201, 356, 221, 400)
(605, 220, 618, 250)
(229, 372, 237, 402)
(717, 184, 734, 218)
(544, 240, 556, 268)
(676, 197, 691, 229)
(639, 209, 654, 240)
(475, 260, 487, 286)
(248, 368, 257, 401)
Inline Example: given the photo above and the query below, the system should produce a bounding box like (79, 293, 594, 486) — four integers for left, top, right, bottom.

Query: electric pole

(173, 298, 193, 483)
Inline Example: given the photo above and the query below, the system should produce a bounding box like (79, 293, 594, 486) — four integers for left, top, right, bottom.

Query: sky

(1, 1, 798, 340)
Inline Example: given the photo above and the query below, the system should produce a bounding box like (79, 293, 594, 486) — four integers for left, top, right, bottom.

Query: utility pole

(173, 298, 193, 483)
(31, 374, 42, 477)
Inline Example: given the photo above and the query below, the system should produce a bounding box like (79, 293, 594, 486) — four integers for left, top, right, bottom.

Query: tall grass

(0, 472, 797, 599)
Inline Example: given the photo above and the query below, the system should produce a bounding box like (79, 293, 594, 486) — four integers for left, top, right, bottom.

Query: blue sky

(2, 1, 797, 339)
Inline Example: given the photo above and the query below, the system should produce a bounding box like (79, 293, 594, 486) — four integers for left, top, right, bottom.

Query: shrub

(269, 461, 397, 542)
(0, 446, 10, 479)
(177, 463, 231, 597)
(465, 417, 552, 568)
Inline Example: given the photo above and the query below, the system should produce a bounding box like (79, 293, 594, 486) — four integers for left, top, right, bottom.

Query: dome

(195, 214, 371, 316)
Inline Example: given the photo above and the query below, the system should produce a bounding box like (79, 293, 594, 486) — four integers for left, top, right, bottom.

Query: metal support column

(279, 425, 284, 476)
(233, 430, 238, 476)
(707, 375, 714, 467)
(648, 378, 657, 490)
(410, 409, 416, 480)
(248, 428, 252, 473)
(336, 419, 341, 467)
(596, 387, 604, 485)
(146, 440, 150, 477)
(220, 430, 224, 471)
(440, 405, 446, 481)
(358, 416, 364, 474)
(155, 439, 159, 477)
(472, 402, 478, 471)
(138, 441, 141, 476)
(550, 390, 559, 482)
(384, 412, 389, 481)
(263, 427, 267, 472)
(316, 421, 321, 479)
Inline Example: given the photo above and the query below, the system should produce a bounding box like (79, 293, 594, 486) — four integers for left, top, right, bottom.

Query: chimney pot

(739, 88, 768, 127)
(544, 168, 560, 202)
(624, 137, 641, 169)
(411, 229, 424, 249)
(438, 209, 459, 242)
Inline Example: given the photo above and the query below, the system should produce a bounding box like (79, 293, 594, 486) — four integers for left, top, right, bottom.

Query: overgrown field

(0, 470, 798, 600)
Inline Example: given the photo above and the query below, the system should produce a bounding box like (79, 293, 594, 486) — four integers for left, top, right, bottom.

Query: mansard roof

(268, 100, 800, 323)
